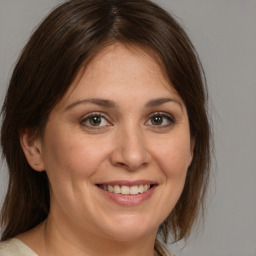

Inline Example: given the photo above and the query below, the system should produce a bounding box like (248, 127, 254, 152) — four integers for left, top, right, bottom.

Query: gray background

(0, 1, 255, 256)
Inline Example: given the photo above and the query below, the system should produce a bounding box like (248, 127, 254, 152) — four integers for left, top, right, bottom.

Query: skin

(19, 43, 194, 256)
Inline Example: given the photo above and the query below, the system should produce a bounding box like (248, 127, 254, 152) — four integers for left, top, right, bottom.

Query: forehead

(59, 43, 181, 107)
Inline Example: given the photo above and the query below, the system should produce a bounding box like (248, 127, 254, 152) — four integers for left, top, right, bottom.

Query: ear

(19, 129, 45, 172)
(188, 137, 195, 167)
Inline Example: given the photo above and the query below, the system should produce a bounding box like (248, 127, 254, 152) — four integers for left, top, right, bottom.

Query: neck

(20, 215, 158, 256)
(46, 217, 156, 256)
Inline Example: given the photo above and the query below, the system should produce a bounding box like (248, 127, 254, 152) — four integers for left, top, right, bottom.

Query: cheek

(148, 134, 192, 222)
(152, 135, 192, 179)
(41, 126, 111, 180)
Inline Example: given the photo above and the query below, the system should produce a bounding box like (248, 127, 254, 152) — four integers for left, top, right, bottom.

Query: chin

(97, 214, 159, 242)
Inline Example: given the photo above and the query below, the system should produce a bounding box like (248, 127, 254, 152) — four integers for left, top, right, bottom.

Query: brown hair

(1, 0, 211, 243)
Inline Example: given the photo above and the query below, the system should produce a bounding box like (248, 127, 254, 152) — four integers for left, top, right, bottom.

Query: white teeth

(101, 184, 151, 195)
(144, 184, 150, 191)
(121, 186, 130, 195)
(130, 185, 139, 195)
(138, 184, 144, 193)
(113, 185, 121, 194)
(108, 185, 114, 193)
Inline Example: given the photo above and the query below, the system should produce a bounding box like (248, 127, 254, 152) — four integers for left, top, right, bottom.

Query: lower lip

(97, 186, 156, 206)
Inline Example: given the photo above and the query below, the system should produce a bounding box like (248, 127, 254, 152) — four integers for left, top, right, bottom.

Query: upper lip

(96, 180, 157, 186)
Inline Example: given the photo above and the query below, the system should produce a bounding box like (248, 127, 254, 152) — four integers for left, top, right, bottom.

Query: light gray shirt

(0, 238, 175, 256)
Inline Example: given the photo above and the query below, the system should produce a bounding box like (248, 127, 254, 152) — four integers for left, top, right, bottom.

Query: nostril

(114, 161, 128, 168)
(109, 140, 151, 171)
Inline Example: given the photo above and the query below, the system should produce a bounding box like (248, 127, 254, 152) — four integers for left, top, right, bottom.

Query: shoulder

(0, 238, 38, 256)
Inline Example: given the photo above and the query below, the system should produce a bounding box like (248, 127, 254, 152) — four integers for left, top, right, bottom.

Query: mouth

(97, 184, 155, 196)
(96, 181, 158, 206)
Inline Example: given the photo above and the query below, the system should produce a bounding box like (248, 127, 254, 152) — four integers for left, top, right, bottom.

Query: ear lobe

(19, 129, 45, 172)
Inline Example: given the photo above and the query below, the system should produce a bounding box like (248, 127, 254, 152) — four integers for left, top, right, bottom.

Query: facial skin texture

(20, 44, 194, 256)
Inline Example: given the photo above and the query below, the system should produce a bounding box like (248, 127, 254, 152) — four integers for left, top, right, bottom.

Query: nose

(110, 126, 151, 171)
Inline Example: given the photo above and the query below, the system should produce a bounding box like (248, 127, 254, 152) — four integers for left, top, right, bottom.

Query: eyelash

(80, 112, 175, 130)
(80, 112, 110, 129)
(145, 112, 175, 128)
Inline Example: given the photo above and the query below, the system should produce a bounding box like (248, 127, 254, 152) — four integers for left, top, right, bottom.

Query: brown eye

(89, 116, 102, 126)
(81, 114, 110, 128)
(151, 116, 164, 125)
(146, 113, 175, 127)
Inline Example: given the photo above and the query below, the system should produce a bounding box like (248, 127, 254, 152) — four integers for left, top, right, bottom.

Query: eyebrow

(65, 98, 117, 111)
(145, 97, 183, 110)
(65, 97, 183, 111)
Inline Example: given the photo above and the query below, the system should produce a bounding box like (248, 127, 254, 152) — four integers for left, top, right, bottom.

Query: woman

(0, 0, 211, 255)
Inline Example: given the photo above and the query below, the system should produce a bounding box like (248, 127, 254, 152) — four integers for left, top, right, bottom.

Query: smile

(96, 181, 157, 206)
(98, 184, 151, 195)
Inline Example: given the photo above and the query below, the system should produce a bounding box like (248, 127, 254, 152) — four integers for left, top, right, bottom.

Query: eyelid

(79, 111, 176, 130)
(145, 111, 176, 126)
(148, 111, 175, 120)
(80, 112, 112, 128)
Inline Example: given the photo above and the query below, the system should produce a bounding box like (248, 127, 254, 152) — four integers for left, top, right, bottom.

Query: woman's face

(37, 44, 193, 242)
